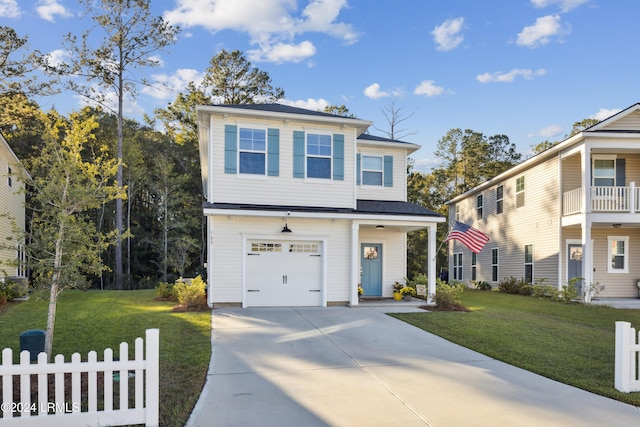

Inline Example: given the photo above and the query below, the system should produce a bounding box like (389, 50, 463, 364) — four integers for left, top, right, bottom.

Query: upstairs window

(306, 134, 332, 179)
(476, 194, 483, 220)
(496, 185, 503, 214)
(7, 166, 12, 188)
(239, 128, 266, 175)
(516, 176, 525, 208)
(362, 155, 383, 186)
(593, 158, 615, 186)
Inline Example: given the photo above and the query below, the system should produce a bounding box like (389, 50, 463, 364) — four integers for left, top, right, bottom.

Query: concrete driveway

(186, 306, 640, 427)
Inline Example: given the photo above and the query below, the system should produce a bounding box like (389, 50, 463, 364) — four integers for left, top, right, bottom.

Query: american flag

(444, 221, 490, 254)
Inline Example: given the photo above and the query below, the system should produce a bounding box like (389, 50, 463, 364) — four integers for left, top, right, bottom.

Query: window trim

(607, 235, 629, 273)
(496, 185, 503, 214)
(476, 194, 483, 220)
(491, 248, 499, 282)
(305, 132, 333, 180)
(453, 252, 463, 281)
(515, 176, 525, 208)
(238, 126, 267, 176)
(524, 244, 534, 283)
(592, 155, 617, 187)
(361, 153, 384, 186)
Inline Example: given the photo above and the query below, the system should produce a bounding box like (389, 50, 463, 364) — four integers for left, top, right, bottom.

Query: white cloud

(535, 124, 563, 138)
(76, 90, 144, 117)
(476, 68, 547, 83)
(413, 80, 444, 97)
(591, 108, 622, 121)
(412, 157, 441, 173)
(247, 40, 316, 63)
(530, 0, 589, 13)
(0, 0, 20, 17)
(164, 0, 357, 63)
(142, 68, 204, 100)
(43, 49, 69, 68)
(431, 17, 464, 51)
(363, 83, 389, 100)
(280, 97, 330, 112)
(517, 15, 568, 48)
(36, 0, 71, 22)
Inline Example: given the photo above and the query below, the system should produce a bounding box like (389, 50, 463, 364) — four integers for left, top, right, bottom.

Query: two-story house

(446, 103, 640, 302)
(196, 104, 444, 307)
(0, 132, 27, 283)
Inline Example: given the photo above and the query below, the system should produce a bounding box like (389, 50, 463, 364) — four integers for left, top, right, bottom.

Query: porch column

(581, 145, 591, 214)
(350, 222, 360, 305)
(581, 218, 593, 303)
(427, 223, 437, 304)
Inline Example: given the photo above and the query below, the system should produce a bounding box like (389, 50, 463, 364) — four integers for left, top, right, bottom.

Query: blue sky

(3, 0, 640, 172)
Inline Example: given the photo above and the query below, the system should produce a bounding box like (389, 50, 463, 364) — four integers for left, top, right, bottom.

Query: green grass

(391, 290, 640, 407)
(0, 290, 211, 427)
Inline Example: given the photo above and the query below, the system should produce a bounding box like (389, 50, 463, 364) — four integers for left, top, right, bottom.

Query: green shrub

(498, 277, 533, 296)
(532, 284, 559, 299)
(0, 277, 27, 301)
(406, 273, 428, 286)
(155, 282, 174, 299)
(0, 290, 7, 305)
(472, 280, 492, 291)
(434, 279, 464, 309)
(174, 275, 207, 310)
(558, 277, 580, 303)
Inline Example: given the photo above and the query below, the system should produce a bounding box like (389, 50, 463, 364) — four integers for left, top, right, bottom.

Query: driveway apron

(186, 306, 640, 427)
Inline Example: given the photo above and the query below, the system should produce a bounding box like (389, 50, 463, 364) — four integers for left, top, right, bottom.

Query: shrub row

(155, 275, 207, 310)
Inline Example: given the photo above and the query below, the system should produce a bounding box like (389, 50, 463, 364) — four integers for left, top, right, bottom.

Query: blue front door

(361, 243, 382, 296)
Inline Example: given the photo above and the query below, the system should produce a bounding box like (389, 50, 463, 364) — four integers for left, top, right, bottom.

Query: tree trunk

(45, 221, 65, 362)
(114, 66, 124, 290)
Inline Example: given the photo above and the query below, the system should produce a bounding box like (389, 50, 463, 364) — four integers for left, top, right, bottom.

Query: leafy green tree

(21, 112, 123, 360)
(202, 49, 284, 104)
(323, 104, 355, 117)
(48, 0, 179, 289)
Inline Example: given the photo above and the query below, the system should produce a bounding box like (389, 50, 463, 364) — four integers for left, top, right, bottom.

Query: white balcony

(562, 183, 639, 215)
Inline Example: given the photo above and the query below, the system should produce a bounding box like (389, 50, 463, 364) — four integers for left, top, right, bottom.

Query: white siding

(209, 114, 356, 209)
(0, 142, 25, 277)
(599, 110, 640, 131)
(356, 149, 407, 202)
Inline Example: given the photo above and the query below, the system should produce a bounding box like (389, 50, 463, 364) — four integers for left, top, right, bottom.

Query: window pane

(239, 128, 265, 151)
(497, 199, 503, 214)
(307, 134, 331, 156)
(307, 157, 331, 179)
(239, 152, 265, 174)
(496, 185, 503, 199)
(363, 156, 382, 170)
(612, 255, 624, 269)
(525, 265, 533, 283)
(363, 171, 382, 185)
(516, 176, 525, 192)
(525, 245, 533, 263)
(593, 160, 614, 177)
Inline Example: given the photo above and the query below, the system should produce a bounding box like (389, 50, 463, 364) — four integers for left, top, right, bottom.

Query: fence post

(615, 321, 631, 392)
(145, 328, 160, 427)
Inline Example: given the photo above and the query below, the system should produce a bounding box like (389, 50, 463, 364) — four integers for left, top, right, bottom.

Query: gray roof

(207, 103, 361, 120)
(203, 200, 442, 218)
(357, 133, 414, 145)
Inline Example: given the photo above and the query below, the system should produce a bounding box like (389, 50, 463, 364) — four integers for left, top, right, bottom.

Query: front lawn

(391, 290, 640, 407)
(0, 289, 211, 427)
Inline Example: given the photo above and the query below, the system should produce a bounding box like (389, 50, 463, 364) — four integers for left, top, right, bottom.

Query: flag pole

(433, 220, 456, 261)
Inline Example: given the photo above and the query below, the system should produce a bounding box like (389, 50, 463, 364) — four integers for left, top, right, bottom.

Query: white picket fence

(0, 328, 159, 426)
(615, 321, 640, 393)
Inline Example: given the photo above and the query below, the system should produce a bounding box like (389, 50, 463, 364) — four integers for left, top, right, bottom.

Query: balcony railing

(562, 183, 639, 215)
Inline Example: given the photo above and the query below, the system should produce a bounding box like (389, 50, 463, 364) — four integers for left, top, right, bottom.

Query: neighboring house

(196, 104, 444, 307)
(0, 133, 26, 282)
(445, 103, 640, 302)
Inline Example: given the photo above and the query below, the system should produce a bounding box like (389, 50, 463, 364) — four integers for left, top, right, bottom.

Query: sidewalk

(186, 306, 640, 426)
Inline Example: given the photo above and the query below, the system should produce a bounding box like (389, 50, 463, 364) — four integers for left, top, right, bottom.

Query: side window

(239, 128, 266, 175)
(496, 185, 503, 214)
(516, 176, 525, 208)
(362, 155, 383, 186)
(476, 194, 483, 220)
(453, 252, 463, 280)
(607, 236, 629, 273)
(7, 166, 12, 188)
(455, 204, 460, 221)
(471, 252, 477, 281)
(491, 248, 499, 282)
(306, 134, 332, 179)
(524, 244, 534, 283)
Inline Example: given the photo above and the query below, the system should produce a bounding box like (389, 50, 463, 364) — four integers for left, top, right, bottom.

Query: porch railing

(562, 183, 639, 215)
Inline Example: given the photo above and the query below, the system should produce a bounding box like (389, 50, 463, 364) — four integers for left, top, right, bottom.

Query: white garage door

(246, 241, 323, 307)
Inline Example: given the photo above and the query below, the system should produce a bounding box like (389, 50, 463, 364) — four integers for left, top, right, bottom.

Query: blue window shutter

(356, 154, 361, 185)
(333, 134, 344, 181)
(616, 158, 625, 186)
(267, 128, 280, 176)
(293, 131, 305, 178)
(384, 155, 393, 187)
(224, 125, 237, 174)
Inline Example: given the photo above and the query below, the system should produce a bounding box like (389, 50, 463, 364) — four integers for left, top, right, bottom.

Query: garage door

(246, 241, 323, 307)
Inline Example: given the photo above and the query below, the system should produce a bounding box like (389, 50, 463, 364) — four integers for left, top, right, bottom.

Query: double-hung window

(306, 134, 332, 179)
(608, 236, 628, 273)
(593, 158, 615, 186)
(471, 252, 477, 281)
(524, 244, 534, 283)
(496, 185, 503, 214)
(239, 128, 266, 175)
(362, 155, 383, 186)
(476, 194, 483, 220)
(491, 248, 499, 282)
(453, 253, 463, 280)
(516, 176, 525, 208)
(7, 166, 12, 188)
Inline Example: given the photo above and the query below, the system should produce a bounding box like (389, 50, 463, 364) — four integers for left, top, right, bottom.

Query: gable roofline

(446, 102, 640, 205)
(0, 132, 29, 180)
(196, 103, 372, 134)
(357, 133, 421, 154)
